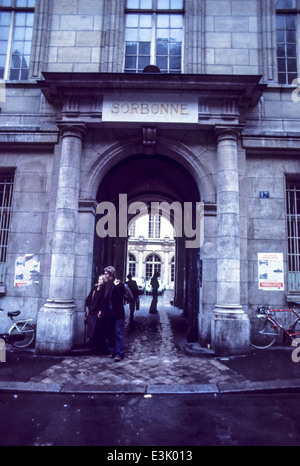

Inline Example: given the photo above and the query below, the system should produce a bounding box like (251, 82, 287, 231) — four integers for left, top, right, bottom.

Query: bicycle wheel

(10, 322, 35, 348)
(250, 319, 278, 349)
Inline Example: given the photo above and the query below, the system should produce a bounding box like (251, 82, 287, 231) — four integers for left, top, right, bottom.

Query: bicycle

(0, 309, 36, 348)
(250, 305, 300, 350)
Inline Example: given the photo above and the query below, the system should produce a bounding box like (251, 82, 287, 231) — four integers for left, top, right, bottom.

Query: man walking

(126, 273, 139, 323)
(149, 271, 159, 314)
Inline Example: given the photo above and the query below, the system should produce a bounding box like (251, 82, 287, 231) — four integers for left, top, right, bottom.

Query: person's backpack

(124, 284, 134, 302)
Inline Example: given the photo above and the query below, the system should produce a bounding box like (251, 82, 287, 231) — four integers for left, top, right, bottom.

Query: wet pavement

(2, 391, 300, 446)
(2, 291, 300, 447)
(1, 290, 300, 394)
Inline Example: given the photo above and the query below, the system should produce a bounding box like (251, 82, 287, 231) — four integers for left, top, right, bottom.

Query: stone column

(36, 124, 86, 354)
(211, 128, 250, 355)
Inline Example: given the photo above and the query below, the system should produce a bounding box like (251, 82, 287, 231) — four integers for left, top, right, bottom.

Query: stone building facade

(127, 214, 175, 289)
(0, 0, 299, 355)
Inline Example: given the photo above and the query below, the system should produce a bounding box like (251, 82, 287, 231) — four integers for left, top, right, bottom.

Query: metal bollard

(0, 338, 6, 362)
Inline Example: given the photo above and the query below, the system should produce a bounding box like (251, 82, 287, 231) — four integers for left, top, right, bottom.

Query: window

(148, 214, 161, 238)
(145, 254, 161, 280)
(0, 0, 35, 81)
(125, 0, 184, 73)
(170, 255, 175, 283)
(129, 221, 136, 238)
(276, 0, 299, 84)
(128, 252, 136, 276)
(0, 172, 14, 283)
(286, 180, 300, 293)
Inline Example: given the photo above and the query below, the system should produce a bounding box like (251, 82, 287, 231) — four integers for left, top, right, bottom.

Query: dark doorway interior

(93, 153, 201, 342)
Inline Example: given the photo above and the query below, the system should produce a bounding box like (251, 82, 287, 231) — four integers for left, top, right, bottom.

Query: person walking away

(126, 273, 139, 323)
(149, 271, 159, 314)
(85, 275, 107, 354)
(103, 266, 126, 362)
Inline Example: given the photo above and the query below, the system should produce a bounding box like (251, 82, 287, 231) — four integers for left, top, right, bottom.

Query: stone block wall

(205, 0, 259, 75)
(0, 149, 54, 332)
(45, 0, 262, 77)
(243, 152, 300, 335)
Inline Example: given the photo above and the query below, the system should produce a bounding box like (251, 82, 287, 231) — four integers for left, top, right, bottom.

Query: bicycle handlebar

(256, 305, 300, 317)
(256, 305, 269, 314)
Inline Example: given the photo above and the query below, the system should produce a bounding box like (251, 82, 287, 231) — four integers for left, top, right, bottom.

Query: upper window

(276, 0, 299, 84)
(0, 0, 35, 81)
(148, 214, 161, 238)
(170, 255, 175, 282)
(128, 253, 136, 276)
(125, 0, 184, 73)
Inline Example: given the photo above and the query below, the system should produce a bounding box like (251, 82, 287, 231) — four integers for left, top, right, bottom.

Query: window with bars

(286, 180, 300, 293)
(0, 172, 14, 283)
(276, 0, 299, 84)
(148, 214, 161, 238)
(0, 0, 35, 81)
(145, 253, 161, 280)
(124, 0, 184, 73)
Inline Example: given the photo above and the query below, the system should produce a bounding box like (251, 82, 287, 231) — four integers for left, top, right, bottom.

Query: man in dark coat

(103, 266, 126, 362)
(149, 271, 159, 314)
(85, 275, 107, 354)
(126, 273, 139, 323)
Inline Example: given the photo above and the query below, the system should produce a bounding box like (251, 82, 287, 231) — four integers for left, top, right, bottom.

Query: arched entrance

(92, 152, 202, 342)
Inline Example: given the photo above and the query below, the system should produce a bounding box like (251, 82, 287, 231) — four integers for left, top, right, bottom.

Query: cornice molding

(38, 72, 267, 112)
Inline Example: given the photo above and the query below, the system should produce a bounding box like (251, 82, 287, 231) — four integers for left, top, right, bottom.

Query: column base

(35, 299, 76, 355)
(211, 305, 250, 356)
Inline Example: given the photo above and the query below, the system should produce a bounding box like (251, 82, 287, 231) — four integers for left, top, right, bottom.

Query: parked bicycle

(0, 309, 35, 348)
(250, 305, 300, 350)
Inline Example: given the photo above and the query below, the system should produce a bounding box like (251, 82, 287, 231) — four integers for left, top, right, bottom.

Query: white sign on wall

(14, 254, 40, 287)
(258, 253, 284, 291)
(102, 94, 198, 124)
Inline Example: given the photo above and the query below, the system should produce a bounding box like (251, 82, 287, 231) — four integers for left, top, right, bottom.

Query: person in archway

(102, 266, 126, 362)
(85, 274, 108, 354)
(149, 271, 159, 314)
(126, 273, 139, 323)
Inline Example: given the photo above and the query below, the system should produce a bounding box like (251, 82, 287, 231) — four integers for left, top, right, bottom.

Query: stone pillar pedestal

(36, 124, 86, 355)
(212, 305, 250, 356)
(211, 128, 250, 355)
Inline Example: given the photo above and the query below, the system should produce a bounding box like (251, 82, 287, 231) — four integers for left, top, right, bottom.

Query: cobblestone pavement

(30, 291, 249, 387)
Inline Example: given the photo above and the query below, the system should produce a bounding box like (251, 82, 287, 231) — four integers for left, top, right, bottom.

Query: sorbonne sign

(102, 93, 198, 124)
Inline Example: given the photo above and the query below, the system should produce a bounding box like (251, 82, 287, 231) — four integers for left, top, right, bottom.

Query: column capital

(58, 122, 87, 140)
(215, 125, 243, 143)
(78, 198, 98, 215)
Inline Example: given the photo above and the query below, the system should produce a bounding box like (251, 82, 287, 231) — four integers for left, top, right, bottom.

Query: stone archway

(80, 136, 215, 203)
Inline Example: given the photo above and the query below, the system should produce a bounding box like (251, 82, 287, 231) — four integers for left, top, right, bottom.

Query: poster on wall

(258, 253, 284, 291)
(14, 254, 40, 287)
